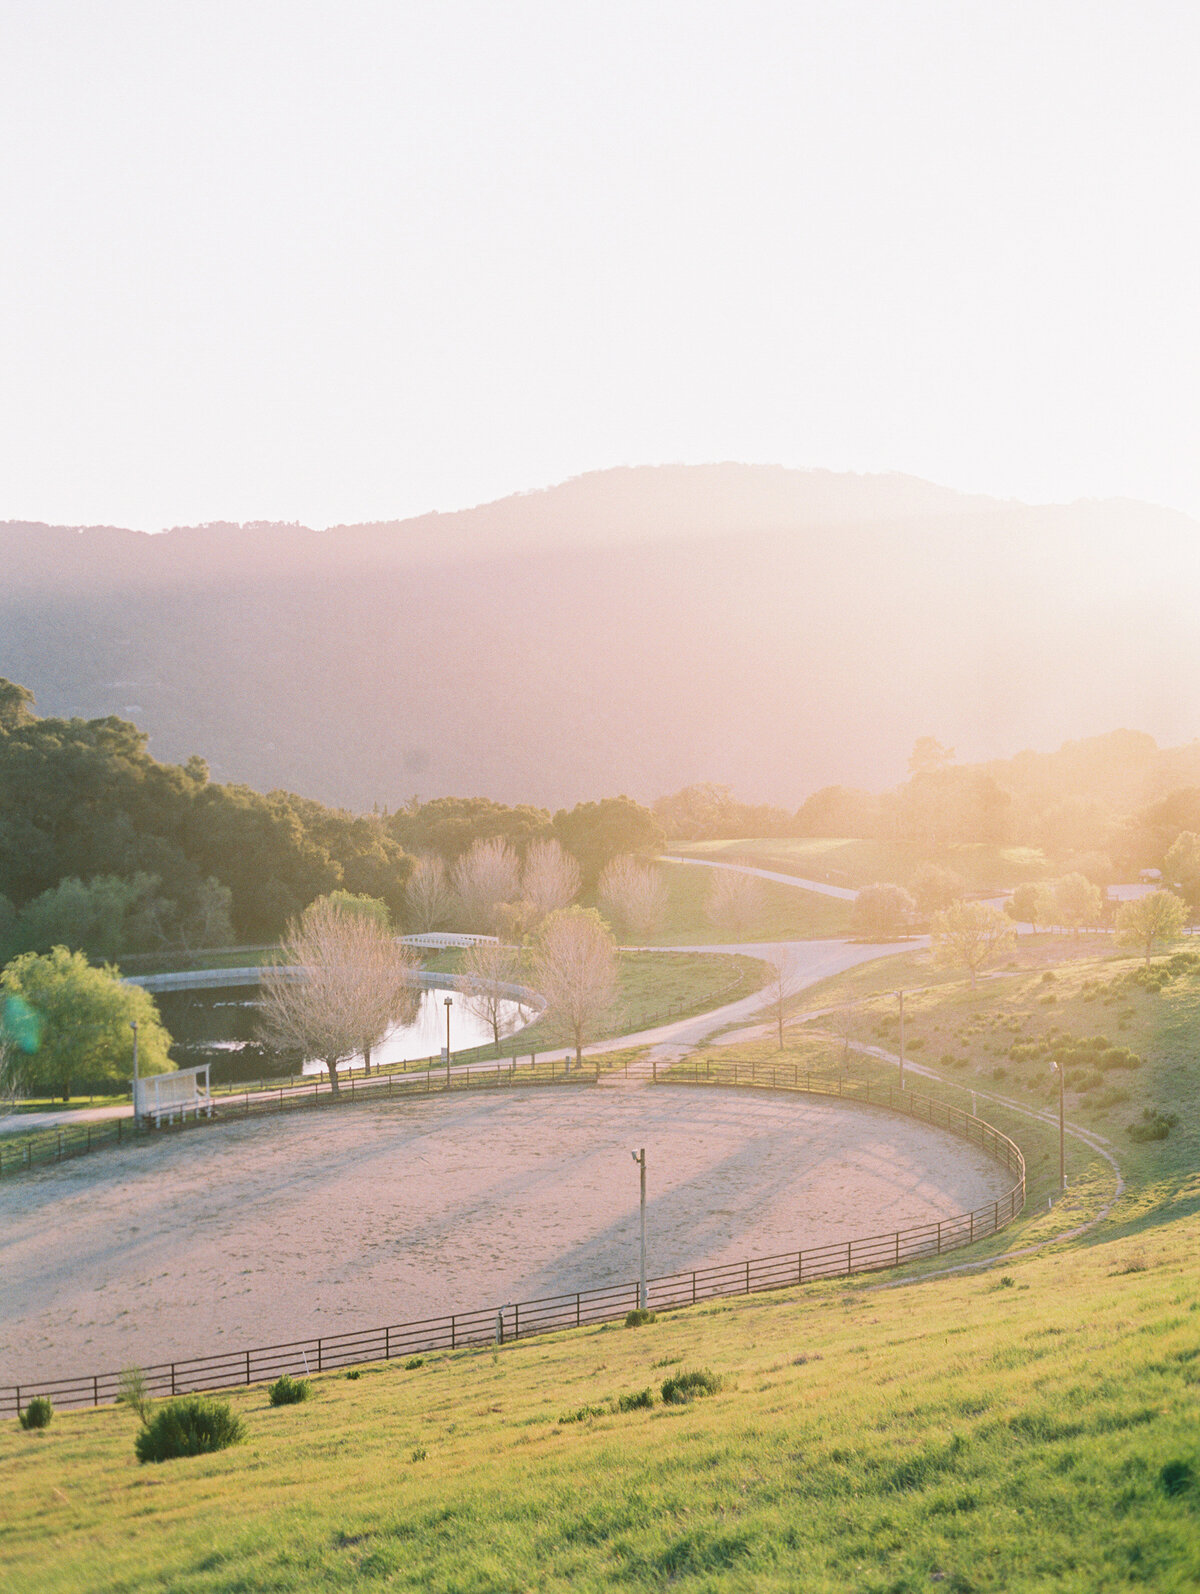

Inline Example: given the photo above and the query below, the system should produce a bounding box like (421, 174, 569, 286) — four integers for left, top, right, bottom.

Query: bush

(267, 1374, 310, 1406)
(618, 1388, 655, 1411)
(1129, 1108, 1179, 1142)
(404, 1357, 424, 1370)
(661, 1368, 723, 1405)
(625, 1308, 657, 1328)
(18, 1396, 53, 1430)
(1161, 1459, 1193, 1497)
(134, 1396, 245, 1463)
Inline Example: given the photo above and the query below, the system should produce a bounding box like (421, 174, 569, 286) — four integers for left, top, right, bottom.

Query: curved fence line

(0, 1076, 1025, 1416)
(0, 1056, 597, 1180)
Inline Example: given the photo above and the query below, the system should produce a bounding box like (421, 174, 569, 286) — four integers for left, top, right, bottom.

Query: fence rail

(0, 1074, 1025, 1416)
(0, 1056, 598, 1180)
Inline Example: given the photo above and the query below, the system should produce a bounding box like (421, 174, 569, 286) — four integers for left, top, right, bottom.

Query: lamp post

(1051, 1058, 1065, 1191)
(444, 996, 453, 1085)
(630, 1147, 647, 1311)
(130, 1019, 140, 1129)
(896, 989, 905, 1089)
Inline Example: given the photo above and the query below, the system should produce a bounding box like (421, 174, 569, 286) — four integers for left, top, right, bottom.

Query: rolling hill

(3, 464, 1199, 810)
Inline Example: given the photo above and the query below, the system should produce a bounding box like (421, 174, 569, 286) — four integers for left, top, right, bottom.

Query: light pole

(1051, 1058, 1065, 1191)
(444, 996, 452, 1085)
(896, 989, 905, 1089)
(130, 1019, 140, 1129)
(630, 1147, 647, 1311)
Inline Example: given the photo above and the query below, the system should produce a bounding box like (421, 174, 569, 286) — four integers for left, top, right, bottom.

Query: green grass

(791, 941, 1200, 1237)
(628, 860, 853, 943)
(9, 940, 1200, 1589)
(5, 1218, 1200, 1592)
(675, 837, 1057, 893)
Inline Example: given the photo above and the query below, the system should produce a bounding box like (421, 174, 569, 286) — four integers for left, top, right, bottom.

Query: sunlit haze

(3, 1, 1199, 531)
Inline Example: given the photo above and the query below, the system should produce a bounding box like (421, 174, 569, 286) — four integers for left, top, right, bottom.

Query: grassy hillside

(3, 1212, 1198, 1592)
(6, 938, 1200, 1590)
(626, 860, 853, 943)
(676, 837, 1055, 893)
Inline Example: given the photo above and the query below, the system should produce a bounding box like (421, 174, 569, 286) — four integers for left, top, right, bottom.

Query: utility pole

(130, 1019, 140, 1129)
(630, 1147, 647, 1310)
(1052, 1059, 1066, 1191)
(896, 989, 905, 1089)
(444, 996, 453, 1086)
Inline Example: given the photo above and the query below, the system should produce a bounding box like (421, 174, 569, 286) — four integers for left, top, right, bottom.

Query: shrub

(345, 1370, 361, 1380)
(618, 1388, 654, 1411)
(267, 1375, 310, 1406)
(661, 1368, 723, 1405)
(18, 1396, 53, 1430)
(404, 1357, 424, 1370)
(134, 1396, 245, 1463)
(625, 1308, 657, 1327)
(1129, 1108, 1179, 1143)
(559, 1403, 606, 1423)
(1161, 1459, 1193, 1497)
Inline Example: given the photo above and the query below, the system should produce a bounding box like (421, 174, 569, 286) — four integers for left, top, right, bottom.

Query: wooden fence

(0, 1074, 1024, 1416)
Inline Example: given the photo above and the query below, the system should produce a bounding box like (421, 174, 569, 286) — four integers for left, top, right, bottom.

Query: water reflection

(156, 984, 533, 1083)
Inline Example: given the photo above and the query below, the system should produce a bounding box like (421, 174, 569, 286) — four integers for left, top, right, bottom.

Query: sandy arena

(0, 1085, 1013, 1382)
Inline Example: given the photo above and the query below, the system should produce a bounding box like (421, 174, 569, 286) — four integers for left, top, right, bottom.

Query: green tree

(930, 900, 1016, 987)
(0, 947, 172, 1100)
(1164, 831, 1200, 908)
(551, 798, 665, 889)
(1115, 890, 1187, 965)
(850, 883, 915, 940)
(304, 891, 392, 932)
(1006, 881, 1051, 933)
(1048, 873, 1104, 937)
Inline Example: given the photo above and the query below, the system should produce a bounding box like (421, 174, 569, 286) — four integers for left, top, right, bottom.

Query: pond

(155, 983, 534, 1083)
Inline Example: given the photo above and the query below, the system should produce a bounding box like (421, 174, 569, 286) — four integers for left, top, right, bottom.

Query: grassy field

(7, 937, 1200, 1589)
(628, 859, 853, 943)
(675, 837, 1056, 893)
(4, 1207, 1198, 1592)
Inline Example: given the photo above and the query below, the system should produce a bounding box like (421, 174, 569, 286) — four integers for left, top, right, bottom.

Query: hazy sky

(2, 2, 1198, 532)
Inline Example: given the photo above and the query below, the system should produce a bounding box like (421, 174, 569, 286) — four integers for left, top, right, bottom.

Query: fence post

(692, 1271, 697, 1305)
(745, 1260, 750, 1294)
(576, 1293, 581, 1328)
(969, 1211, 974, 1243)
(895, 1231, 899, 1264)
(514, 1304, 520, 1340)
(846, 1241, 852, 1275)
(317, 1338, 323, 1373)
(93, 1375, 99, 1407)
(451, 1315, 456, 1350)
(171, 1364, 176, 1396)
(245, 1351, 251, 1385)
(385, 1326, 390, 1360)
(937, 1221, 942, 1255)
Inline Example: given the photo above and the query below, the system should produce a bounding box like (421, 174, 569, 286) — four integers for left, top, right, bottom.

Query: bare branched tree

(459, 939, 526, 1048)
(533, 906, 618, 1066)
(598, 854, 668, 941)
(521, 838, 581, 922)
(451, 838, 521, 934)
(765, 952, 799, 1048)
(405, 853, 451, 933)
(704, 869, 766, 939)
(258, 898, 420, 1093)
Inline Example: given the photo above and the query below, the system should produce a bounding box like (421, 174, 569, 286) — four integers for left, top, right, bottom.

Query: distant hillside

(2, 464, 1199, 810)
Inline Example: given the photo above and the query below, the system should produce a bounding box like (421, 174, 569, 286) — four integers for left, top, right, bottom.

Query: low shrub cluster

(1129, 1108, 1180, 1143)
(617, 1388, 655, 1411)
(135, 1396, 245, 1464)
(625, 1308, 657, 1328)
(268, 1375, 310, 1406)
(18, 1397, 52, 1431)
(661, 1368, 722, 1405)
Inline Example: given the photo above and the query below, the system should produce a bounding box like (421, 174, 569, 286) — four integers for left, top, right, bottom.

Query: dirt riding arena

(0, 1085, 1012, 1382)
